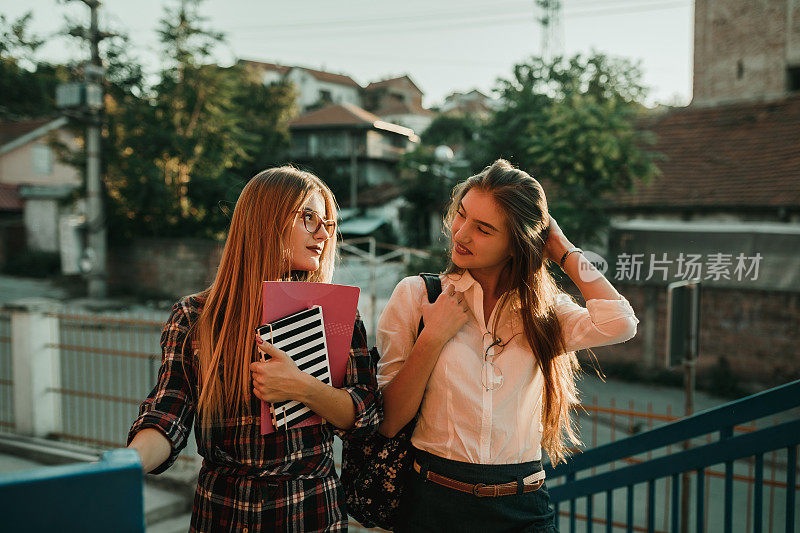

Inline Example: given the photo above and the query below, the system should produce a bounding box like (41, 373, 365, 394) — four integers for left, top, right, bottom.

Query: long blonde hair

(192, 166, 338, 431)
(443, 159, 581, 465)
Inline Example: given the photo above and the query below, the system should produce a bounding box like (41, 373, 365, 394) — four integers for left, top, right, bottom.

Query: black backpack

(341, 273, 442, 530)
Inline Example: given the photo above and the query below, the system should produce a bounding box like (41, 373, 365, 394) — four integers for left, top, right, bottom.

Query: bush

(2, 249, 61, 278)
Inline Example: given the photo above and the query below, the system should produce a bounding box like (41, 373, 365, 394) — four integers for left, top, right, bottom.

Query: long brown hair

(192, 166, 338, 431)
(443, 159, 581, 465)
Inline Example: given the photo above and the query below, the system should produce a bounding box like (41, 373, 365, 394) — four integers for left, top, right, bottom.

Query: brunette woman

(377, 159, 639, 532)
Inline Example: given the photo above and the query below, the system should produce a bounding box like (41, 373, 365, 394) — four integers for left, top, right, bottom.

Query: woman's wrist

(555, 237, 575, 258)
(295, 371, 318, 404)
(416, 327, 447, 357)
(548, 238, 574, 265)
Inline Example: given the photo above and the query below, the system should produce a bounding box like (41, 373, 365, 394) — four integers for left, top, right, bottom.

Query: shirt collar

(445, 270, 479, 293)
(446, 270, 523, 324)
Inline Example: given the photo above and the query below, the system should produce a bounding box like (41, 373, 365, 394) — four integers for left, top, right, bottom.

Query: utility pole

(68, 0, 110, 298)
(666, 280, 701, 533)
(536, 0, 564, 61)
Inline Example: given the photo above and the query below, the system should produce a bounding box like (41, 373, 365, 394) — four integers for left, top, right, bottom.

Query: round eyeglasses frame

(481, 336, 505, 391)
(295, 209, 336, 237)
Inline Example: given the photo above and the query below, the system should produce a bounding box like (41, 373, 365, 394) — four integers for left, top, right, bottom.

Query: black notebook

(256, 305, 332, 430)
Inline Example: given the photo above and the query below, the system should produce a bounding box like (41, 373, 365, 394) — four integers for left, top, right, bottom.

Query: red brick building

(590, 1, 800, 389)
(693, 0, 800, 107)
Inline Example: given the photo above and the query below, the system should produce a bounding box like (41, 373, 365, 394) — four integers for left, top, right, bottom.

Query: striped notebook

(256, 305, 331, 430)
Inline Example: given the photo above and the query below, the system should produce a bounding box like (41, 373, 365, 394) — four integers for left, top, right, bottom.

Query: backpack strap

(417, 273, 443, 336)
(368, 273, 443, 366)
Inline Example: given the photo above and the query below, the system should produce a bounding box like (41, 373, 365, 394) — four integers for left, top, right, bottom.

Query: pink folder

(260, 281, 360, 434)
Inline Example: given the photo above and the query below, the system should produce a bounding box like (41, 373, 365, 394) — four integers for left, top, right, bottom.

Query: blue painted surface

(0, 448, 144, 532)
(545, 379, 800, 531)
(548, 379, 800, 479)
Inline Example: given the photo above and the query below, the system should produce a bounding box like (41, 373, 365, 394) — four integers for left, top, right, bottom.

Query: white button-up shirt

(376, 271, 640, 464)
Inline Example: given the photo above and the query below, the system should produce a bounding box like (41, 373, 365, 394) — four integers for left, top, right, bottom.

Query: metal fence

(44, 309, 200, 470)
(3, 303, 798, 530)
(0, 310, 12, 430)
(548, 380, 800, 533)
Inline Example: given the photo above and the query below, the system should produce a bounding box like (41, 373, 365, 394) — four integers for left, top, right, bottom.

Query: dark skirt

(397, 448, 559, 533)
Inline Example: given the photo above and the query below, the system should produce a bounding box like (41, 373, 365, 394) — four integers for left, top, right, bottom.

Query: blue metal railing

(545, 379, 800, 533)
(0, 448, 144, 532)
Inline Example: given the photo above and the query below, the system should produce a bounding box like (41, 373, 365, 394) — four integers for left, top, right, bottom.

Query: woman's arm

(545, 217, 639, 351)
(126, 300, 197, 474)
(378, 328, 449, 437)
(378, 282, 468, 438)
(297, 374, 357, 430)
(545, 217, 623, 301)
(251, 338, 359, 430)
(128, 428, 171, 473)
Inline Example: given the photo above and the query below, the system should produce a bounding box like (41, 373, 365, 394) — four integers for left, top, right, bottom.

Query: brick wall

(692, 0, 800, 106)
(589, 283, 800, 388)
(107, 238, 223, 299)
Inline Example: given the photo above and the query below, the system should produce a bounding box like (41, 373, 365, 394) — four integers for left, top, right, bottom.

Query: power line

(220, 4, 688, 45)
(122, 0, 688, 36)
(222, 1, 687, 36)
(123, 0, 532, 34)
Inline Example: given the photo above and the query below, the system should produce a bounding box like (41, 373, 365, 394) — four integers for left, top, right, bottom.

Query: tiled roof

(372, 99, 435, 117)
(240, 59, 361, 88)
(0, 118, 53, 147)
(299, 66, 361, 88)
(608, 94, 800, 210)
(365, 75, 422, 95)
(290, 103, 383, 127)
(238, 59, 291, 75)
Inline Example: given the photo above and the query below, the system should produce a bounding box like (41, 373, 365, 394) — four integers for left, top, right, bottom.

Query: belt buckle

(472, 483, 499, 497)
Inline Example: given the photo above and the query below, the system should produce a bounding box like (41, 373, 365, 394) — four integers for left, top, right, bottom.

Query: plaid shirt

(127, 295, 382, 532)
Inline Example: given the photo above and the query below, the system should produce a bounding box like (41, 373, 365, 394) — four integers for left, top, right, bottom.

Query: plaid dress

(127, 295, 382, 532)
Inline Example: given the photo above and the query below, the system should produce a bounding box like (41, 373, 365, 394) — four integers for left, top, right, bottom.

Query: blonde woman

(127, 167, 381, 532)
(377, 160, 639, 532)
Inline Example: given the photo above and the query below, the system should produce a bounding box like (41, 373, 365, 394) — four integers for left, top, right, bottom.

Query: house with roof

(0, 117, 81, 266)
(288, 103, 419, 241)
(239, 60, 362, 112)
(363, 75, 435, 135)
(592, 0, 800, 386)
(439, 89, 498, 120)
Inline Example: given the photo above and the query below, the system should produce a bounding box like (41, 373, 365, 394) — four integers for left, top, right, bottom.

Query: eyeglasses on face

(296, 209, 337, 236)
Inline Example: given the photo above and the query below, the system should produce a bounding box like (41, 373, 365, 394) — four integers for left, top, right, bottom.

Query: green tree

(398, 114, 484, 248)
(481, 53, 661, 247)
(96, 0, 296, 240)
(397, 147, 462, 248)
(421, 114, 482, 152)
(0, 12, 66, 120)
(147, 0, 253, 237)
(231, 74, 296, 181)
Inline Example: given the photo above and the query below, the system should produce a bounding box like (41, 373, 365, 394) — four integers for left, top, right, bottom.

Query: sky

(4, 0, 695, 108)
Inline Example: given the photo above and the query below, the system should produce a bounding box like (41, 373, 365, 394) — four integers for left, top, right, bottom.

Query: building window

(309, 134, 318, 156)
(788, 65, 800, 92)
(736, 60, 744, 80)
(32, 144, 53, 175)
